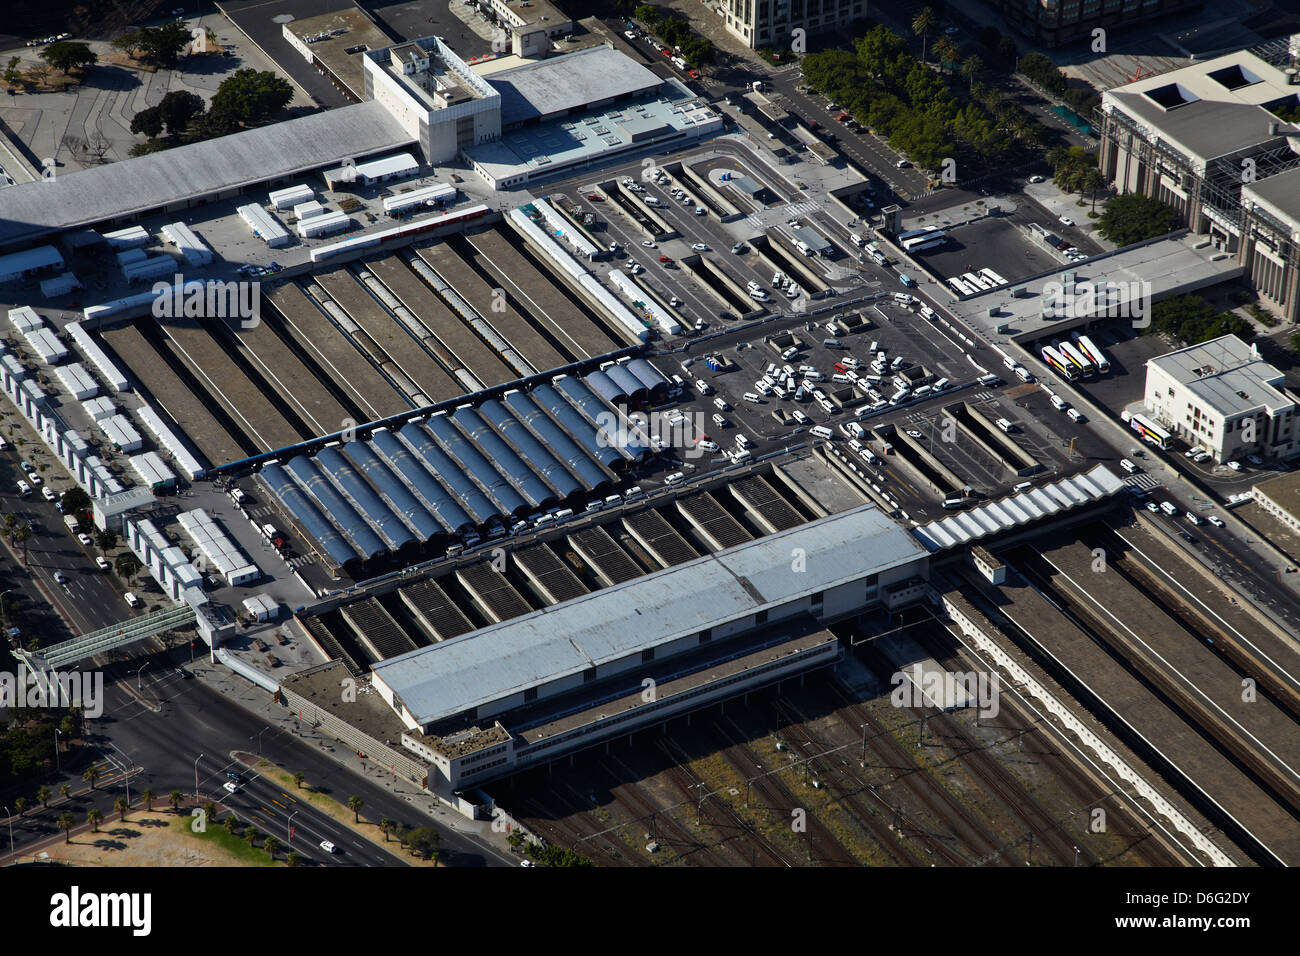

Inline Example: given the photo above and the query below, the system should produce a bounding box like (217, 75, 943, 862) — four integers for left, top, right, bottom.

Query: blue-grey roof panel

(604, 363, 645, 398)
(554, 375, 648, 461)
(530, 383, 625, 470)
(259, 462, 358, 568)
(316, 446, 416, 551)
(479, 398, 583, 498)
(393, 424, 500, 525)
(284, 456, 387, 560)
(342, 441, 445, 542)
(625, 358, 669, 394)
(583, 369, 624, 405)
(449, 406, 555, 507)
(501, 390, 611, 489)
(424, 414, 530, 516)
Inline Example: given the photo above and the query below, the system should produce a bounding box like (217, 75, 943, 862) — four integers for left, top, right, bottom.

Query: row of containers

(254, 361, 670, 576)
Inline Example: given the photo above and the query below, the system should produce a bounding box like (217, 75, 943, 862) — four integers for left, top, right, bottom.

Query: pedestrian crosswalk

(1125, 473, 1162, 492)
(248, 505, 275, 520)
(784, 200, 820, 218)
(287, 554, 316, 571)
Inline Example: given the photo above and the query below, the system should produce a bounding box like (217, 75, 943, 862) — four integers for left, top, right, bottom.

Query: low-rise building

(1144, 334, 1299, 462)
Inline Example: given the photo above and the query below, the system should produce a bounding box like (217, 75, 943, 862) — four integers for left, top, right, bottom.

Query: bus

(968, 272, 995, 291)
(961, 272, 983, 291)
(1057, 340, 1093, 377)
(948, 276, 974, 296)
(980, 268, 1006, 287)
(1076, 334, 1111, 374)
(1128, 412, 1171, 450)
(897, 226, 941, 244)
(902, 231, 947, 252)
(1040, 345, 1077, 380)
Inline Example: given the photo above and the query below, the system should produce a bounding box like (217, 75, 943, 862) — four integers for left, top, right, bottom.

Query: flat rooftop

(285, 8, 393, 100)
(1243, 164, 1300, 228)
(371, 502, 927, 728)
(950, 232, 1246, 341)
(493, 0, 570, 29)
(466, 78, 718, 183)
(487, 45, 662, 126)
(0, 100, 414, 248)
(1253, 469, 1300, 516)
(1148, 334, 1295, 416)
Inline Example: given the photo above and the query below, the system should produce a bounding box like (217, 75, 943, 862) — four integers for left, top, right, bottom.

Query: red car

(658, 255, 672, 263)
(587, 193, 604, 201)
(809, 120, 820, 130)
(837, 113, 850, 122)
(688, 69, 698, 78)
(833, 362, 847, 373)
(660, 48, 671, 58)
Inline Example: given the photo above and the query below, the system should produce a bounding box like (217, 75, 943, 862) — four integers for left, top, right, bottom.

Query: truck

(64, 514, 81, 534)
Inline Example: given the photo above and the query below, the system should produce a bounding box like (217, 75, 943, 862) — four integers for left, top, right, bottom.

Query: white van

(809, 425, 834, 439)
(1120, 458, 1139, 474)
(1049, 394, 1068, 411)
(664, 471, 686, 485)
(1067, 408, 1085, 423)
(932, 377, 949, 391)
(911, 384, 932, 398)
(850, 233, 864, 246)
(831, 373, 852, 384)
(124, 592, 140, 608)
(995, 418, 1014, 433)
(695, 378, 713, 395)
(742, 391, 763, 404)
(1012, 481, 1033, 493)
(1159, 501, 1178, 516)
(735, 433, 753, 450)
(713, 396, 731, 411)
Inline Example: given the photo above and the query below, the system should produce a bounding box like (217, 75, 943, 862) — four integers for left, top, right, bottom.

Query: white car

(95, 556, 110, 571)
(905, 429, 923, 439)
(41, 486, 56, 501)
(29, 473, 42, 486)
(691, 243, 708, 251)
(1028, 175, 1044, 184)
(669, 296, 682, 307)
(624, 30, 636, 39)
(697, 439, 719, 452)
(77, 533, 93, 547)
(1208, 516, 1225, 528)
(1227, 460, 1242, 471)
(641, 240, 656, 248)
(320, 840, 337, 854)
(1059, 216, 1075, 227)
(53, 571, 68, 585)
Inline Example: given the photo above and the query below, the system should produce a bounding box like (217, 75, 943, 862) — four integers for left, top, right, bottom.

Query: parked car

(77, 533, 93, 547)
(1059, 216, 1075, 227)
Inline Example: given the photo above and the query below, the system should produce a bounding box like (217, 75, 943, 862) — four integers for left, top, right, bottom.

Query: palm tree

(60, 783, 70, 800)
(244, 827, 260, 847)
(380, 818, 393, 842)
(347, 795, 363, 823)
(204, 802, 217, 824)
(87, 808, 103, 832)
(57, 812, 75, 842)
(933, 38, 959, 74)
(82, 766, 98, 790)
(223, 815, 241, 836)
(37, 787, 50, 809)
(168, 790, 182, 813)
(1082, 167, 1106, 210)
(960, 55, 983, 92)
(912, 7, 936, 64)
(13, 522, 31, 565)
(114, 796, 129, 820)
(13, 797, 26, 815)
(264, 836, 280, 859)
(292, 772, 304, 790)
(286, 851, 301, 867)
(142, 788, 155, 811)
(2, 512, 17, 543)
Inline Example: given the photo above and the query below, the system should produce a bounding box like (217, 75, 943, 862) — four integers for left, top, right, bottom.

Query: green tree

(932, 37, 959, 73)
(135, 22, 192, 69)
(60, 487, 91, 517)
(960, 54, 983, 92)
(60, 783, 71, 800)
(13, 797, 26, 815)
(635, 4, 660, 25)
(263, 835, 280, 859)
(223, 814, 241, 835)
(506, 830, 525, 850)
(142, 788, 155, 811)
(286, 850, 301, 867)
(1081, 166, 1106, 211)
(37, 786, 49, 808)
(347, 795, 363, 822)
(94, 529, 118, 552)
(405, 826, 440, 861)
(244, 826, 259, 847)
(168, 790, 183, 813)
(115, 553, 142, 583)
(3, 56, 21, 87)
(114, 796, 129, 820)
(380, 818, 393, 842)
(87, 808, 103, 832)
(58, 812, 75, 842)
(209, 69, 292, 127)
(111, 30, 146, 60)
(157, 89, 205, 139)
(525, 841, 595, 867)
(130, 107, 163, 139)
(82, 766, 98, 790)
(292, 771, 304, 789)
(12, 523, 30, 565)
(40, 42, 97, 75)
(911, 7, 936, 65)
(1096, 192, 1180, 245)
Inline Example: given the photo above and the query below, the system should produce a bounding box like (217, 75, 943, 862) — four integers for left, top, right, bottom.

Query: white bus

(902, 231, 947, 253)
(948, 276, 974, 295)
(1076, 334, 1111, 374)
(979, 268, 1006, 287)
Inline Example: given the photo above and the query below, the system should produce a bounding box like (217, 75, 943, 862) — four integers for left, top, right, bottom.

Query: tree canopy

(208, 69, 293, 127)
(1096, 192, 1180, 245)
(40, 42, 97, 74)
(1146, 295, 1255, 345)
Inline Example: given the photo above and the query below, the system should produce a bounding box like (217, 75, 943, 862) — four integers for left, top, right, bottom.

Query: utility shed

(0, 246, 64, 282)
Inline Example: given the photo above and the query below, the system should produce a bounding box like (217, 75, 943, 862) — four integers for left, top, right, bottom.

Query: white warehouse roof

(372, 504, 927, 728)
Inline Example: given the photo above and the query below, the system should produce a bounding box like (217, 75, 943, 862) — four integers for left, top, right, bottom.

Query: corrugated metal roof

(0, 101, 413, 246)
(911, 465, 1125, 552)
(372, 504, 927, 727)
